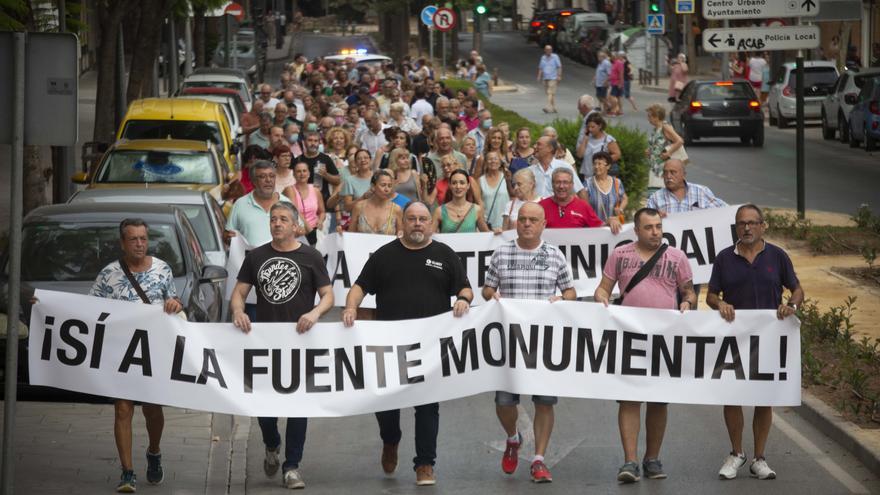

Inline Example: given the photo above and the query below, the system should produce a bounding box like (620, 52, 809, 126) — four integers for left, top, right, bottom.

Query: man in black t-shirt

(299, 131, 340, 204)
(343, 201, 473, 487)
(231, 202, 334, 490)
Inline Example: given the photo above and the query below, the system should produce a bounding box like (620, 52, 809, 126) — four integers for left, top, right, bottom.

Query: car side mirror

(844, 94, 858, 105)
(199, 265, 228, 284)
(71, 171, 88, 184)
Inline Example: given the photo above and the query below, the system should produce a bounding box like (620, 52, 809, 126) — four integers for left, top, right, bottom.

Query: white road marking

(773, 412, 870, 494)
(485, 404, 583, 468)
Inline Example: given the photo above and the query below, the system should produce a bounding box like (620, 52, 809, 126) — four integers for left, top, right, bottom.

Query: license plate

(713, 120, 740, 127)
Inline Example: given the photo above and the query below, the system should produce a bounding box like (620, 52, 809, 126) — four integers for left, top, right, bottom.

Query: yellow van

(116, 98, 239, 173)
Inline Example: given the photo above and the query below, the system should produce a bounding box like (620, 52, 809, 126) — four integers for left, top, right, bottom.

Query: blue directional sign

(421, 5, 438, 27)
(676, 0, 694, 14)
(647, 14, 665, 35)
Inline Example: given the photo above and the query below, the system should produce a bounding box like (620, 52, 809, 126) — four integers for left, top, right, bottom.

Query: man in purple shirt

(707, 204, 804, 481)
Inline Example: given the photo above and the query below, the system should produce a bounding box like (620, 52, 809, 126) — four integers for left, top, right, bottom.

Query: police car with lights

(322, 49, 392, 70)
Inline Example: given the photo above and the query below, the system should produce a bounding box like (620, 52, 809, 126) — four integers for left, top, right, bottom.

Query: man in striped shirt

(646, 159, 726, 215)
(482, 202, 576, 483)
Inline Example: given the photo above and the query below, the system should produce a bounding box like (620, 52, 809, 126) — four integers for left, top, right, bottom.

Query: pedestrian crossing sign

(647, 14, 665, 35)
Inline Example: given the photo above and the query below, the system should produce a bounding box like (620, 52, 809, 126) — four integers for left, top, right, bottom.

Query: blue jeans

(375, 403, 439, 469)
(258, 417, 307, 471)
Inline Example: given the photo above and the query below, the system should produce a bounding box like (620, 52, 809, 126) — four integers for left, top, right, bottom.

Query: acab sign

(703, 25, 820, 52)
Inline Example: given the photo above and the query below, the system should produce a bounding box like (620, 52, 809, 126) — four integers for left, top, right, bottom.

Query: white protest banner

(225, 206, 738, 308)
(30, 289, 800, 417)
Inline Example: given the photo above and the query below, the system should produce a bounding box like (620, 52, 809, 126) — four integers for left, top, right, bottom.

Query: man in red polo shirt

(539, 168, 603, 229)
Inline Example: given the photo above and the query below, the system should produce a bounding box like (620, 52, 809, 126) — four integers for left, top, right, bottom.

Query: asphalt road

(460, 31, 880, 215)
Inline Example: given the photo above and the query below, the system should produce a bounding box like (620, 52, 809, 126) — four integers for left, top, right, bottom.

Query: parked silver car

(68, 188, 228, 268)
(768, 60, 838, 128)
(821, 67, 880, 143)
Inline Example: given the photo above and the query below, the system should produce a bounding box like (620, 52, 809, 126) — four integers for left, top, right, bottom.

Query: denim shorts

(495, 391, 558, 406)
(596, 86, 608, 98)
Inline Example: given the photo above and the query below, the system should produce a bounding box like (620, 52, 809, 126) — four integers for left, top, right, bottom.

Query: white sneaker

(750, 458, 776, 480)
(718, 452, 747, 480)
(283, 468, 306, 489)
(264, 446, 281, 477)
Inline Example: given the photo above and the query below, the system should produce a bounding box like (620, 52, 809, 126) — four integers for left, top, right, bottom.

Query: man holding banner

(708, 204, 804, 481)
(230, 202, 334, 490)
(343, 201, 473, 487)
(594, 207, 696, 483)
(482, 202, 576, 483)
(89, 218, 183, 493)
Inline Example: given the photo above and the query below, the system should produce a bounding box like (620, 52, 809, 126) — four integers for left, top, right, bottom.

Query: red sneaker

(530, 460, 553, 483)
(501, 433, 522, 474)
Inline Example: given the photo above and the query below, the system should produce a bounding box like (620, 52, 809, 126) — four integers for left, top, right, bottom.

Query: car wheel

(752, 127, 765, 147)
(866, 126, 878, 152)
(838, 114, 850, 143)
(777, 106, 788, 129)
(821, 110, 835, 140)
(849, 125, 861, 148)
(682, 122, 694, 145)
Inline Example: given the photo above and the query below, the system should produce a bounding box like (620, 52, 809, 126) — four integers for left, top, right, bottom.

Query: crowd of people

(223, 51, 700, 242)
(92, 50, 807, 493)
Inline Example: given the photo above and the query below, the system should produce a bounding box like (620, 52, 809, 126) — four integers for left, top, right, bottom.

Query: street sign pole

(429, 28, 434, 69)
(720, 19, 730, 79)
(796, 51, 805, 218)
(2, 31, 25, 495)
(442, 31, 446, 78)
(653, 36, 659, 86)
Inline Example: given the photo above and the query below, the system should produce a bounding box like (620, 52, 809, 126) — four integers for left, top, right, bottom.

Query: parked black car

(669, 80, 765, 147)
(0, 203, 228, 396)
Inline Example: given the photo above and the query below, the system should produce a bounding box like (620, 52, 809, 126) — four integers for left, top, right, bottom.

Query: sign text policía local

(703, 25, 820, 53)
(702, 0, 819, 20)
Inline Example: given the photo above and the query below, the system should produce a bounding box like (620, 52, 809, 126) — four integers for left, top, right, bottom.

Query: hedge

(442, 78, 650, 210)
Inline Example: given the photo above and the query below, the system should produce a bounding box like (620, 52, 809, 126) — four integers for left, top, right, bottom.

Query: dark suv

(527, 8, 586, 45)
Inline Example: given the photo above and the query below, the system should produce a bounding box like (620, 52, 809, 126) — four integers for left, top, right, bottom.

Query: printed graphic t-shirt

(237, 242, 331, 322)
(603, 243, 693, 309)
(356, 239, 470, 321)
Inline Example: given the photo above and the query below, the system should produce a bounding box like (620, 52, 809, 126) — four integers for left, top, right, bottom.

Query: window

(173, 204, 219, 252)
(122, 119, 223, 147)
(696, 83, 754, 100)
(21, 223, 185, 282)
(786, 67, 838, 90)
(95, 150, 218, 185)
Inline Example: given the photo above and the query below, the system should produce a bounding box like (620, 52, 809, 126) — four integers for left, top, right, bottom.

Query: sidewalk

(0, 401, 218, 494)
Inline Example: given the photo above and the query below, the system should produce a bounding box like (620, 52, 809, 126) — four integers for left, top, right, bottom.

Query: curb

(492, 84, 518, 93)
(795, 390, 880, 477)
(205, 413, 251, 494)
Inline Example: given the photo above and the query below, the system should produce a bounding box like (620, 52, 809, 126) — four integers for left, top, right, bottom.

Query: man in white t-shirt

(747, 54, 767, 92)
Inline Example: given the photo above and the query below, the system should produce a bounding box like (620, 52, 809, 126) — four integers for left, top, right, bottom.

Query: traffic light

(475, 2, 487, 15)
(649, 0, 662, 13)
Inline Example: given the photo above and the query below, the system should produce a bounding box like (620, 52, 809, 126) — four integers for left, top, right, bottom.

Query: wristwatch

(786, 302, 799, 310)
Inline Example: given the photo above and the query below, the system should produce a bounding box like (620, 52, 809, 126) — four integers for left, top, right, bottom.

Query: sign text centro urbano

(703, 0, 819, 20)
(702, 25, 820, 53)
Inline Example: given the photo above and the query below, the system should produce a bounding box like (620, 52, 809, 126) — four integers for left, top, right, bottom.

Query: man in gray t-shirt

(482, 202, 576, 483)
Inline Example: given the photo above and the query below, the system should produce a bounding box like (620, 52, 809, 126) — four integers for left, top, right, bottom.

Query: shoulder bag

(119, 258, 151, 304)
(613, 244, 668, 305)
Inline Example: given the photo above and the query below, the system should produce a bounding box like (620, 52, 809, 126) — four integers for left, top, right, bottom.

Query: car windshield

(173, 203, 218, 251)
(697, 83, 754, 100)
(95, 150, 218, 184)
(122, 119, 223, 149)
(183, 81, 250, 103)
(21, 222, 184, 281)
(787, 68, 838, 89)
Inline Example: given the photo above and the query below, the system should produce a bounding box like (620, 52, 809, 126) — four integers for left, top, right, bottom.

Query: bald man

(646, 159, 726, 217)
(482, 201, 577, 483)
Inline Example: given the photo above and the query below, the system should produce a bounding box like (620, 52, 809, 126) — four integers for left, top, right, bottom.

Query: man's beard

(407, 231, 425, 244)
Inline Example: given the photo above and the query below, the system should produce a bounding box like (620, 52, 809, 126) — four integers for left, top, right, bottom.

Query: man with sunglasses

(707, 204, 804, 481)
(539, 168, 602, 229)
